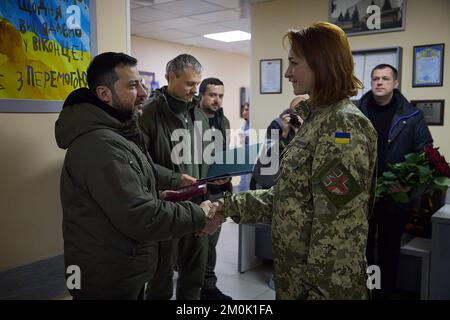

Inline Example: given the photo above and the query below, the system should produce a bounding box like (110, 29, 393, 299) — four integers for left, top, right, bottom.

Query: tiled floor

(210, 219, 275, 300)
(172, 219, 275, 300)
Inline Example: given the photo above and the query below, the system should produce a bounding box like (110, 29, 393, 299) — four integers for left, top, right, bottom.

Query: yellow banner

(0, 0, 91, 101)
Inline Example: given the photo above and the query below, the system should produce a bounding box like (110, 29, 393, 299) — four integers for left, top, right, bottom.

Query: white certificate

(260, 59, 282, 94)
(413, 44, 444, 87)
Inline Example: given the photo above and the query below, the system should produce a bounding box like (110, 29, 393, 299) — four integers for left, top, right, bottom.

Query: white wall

(251, 0, 450, 158)
(131, 36, 250, 134)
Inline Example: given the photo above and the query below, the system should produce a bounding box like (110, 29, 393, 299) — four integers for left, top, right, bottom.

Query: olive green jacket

(139, 87, 210, 189)
(200, 106, 233, 195)
(55, 88, 206, 296)
(222, 99, 377, 299)
(209, 106, 231, 151)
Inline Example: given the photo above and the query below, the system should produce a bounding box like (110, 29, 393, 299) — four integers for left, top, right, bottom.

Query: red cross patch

(322, 167, 350, 195)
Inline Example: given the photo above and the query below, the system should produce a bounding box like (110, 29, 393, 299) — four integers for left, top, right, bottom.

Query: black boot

(200, 287, 232, 300)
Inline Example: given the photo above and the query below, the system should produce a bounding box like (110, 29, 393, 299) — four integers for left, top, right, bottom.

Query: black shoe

(200, 288, 232, 300)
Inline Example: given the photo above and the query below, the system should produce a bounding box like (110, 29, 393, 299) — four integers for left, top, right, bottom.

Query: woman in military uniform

(215, 22, 377, 299)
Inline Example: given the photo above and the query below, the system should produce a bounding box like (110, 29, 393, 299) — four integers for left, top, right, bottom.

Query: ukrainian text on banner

(0, 0, 91, 102)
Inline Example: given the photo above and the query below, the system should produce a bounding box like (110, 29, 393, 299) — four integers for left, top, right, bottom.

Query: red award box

(164, 182, 208, 202)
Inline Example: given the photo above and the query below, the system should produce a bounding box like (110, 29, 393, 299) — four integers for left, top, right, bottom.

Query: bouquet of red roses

(376, 145, 450, 203)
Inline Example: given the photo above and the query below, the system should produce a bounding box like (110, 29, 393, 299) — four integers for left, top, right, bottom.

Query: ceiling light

(203, 30, 251, 43)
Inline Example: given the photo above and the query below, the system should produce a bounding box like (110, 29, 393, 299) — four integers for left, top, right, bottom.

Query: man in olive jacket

(198, 77, 232, 300)
(139, 54, 210, 300)
(55, 52, 215, 299)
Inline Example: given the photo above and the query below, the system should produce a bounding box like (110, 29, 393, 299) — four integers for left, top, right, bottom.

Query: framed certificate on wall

(260, 59, 282, 94)
(413, 44, 445, 87)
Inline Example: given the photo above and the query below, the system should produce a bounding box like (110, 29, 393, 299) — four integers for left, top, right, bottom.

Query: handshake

(197, 200, 226, 236)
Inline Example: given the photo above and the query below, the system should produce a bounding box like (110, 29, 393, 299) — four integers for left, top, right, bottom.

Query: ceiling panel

(130, 0, 275, 55)
(131, 19, 143, 28)
(176, 36, 248, 51)
(182, 23, 232, 35)
(218, 18, 251, 32)
(131, 22, 169, 34)
(152, 0, 178, 4)
(131, 0, 177, 6)
(202, 0, 242, 9)
(153, 0, 225, 16)
(190, 9, 243, 23)
(134, 29, 197, 41)
(131, 7, 180, 22)
(151, 17, 205, 29)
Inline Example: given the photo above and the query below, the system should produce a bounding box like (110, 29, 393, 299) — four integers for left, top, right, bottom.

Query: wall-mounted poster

(139, 71, 159, 93)
(0, 0, 94, 112)
(329, 0, 406, 37)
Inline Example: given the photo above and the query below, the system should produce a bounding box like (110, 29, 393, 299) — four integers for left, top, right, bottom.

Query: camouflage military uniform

(221, 99, 377, 299)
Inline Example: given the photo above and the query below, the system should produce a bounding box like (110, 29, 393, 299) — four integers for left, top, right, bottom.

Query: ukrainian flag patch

(335, 132, 351, 144)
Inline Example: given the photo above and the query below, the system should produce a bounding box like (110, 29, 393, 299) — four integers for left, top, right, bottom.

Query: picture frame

(239, 86, 250, 117)
(0, 0, 97, 113)
(329, 0, 406, 37)
(260, 59, 282, 94)
(410, 100, 445, 126)
(139, 71, 159, 92)
(412, 43, 445, 87)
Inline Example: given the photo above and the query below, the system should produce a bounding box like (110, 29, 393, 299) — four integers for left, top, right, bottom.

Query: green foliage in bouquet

(376, 145, 450, 203)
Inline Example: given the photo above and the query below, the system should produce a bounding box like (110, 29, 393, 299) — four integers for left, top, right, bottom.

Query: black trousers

(366, 199, 412, 299)
(71, 283, 147, 300)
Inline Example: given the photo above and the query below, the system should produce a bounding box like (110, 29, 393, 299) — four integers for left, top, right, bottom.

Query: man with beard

(55, 52, 220, 299)
(198, 78, 232, 300)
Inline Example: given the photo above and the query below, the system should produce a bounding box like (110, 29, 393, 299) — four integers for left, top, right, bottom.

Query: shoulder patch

(313, 159, 362, 209)
(335, 132, 351, 144)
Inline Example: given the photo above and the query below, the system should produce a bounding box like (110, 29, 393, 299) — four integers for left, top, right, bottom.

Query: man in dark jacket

(358, 64, 433, 299)
(198, 77, 233, 300)
(139, 54, 210, 300)
(55, 52, 219, 299)
(250, 96, 305, 189)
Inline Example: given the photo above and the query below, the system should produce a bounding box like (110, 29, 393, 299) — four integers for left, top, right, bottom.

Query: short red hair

(284, 22, 362, 106)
